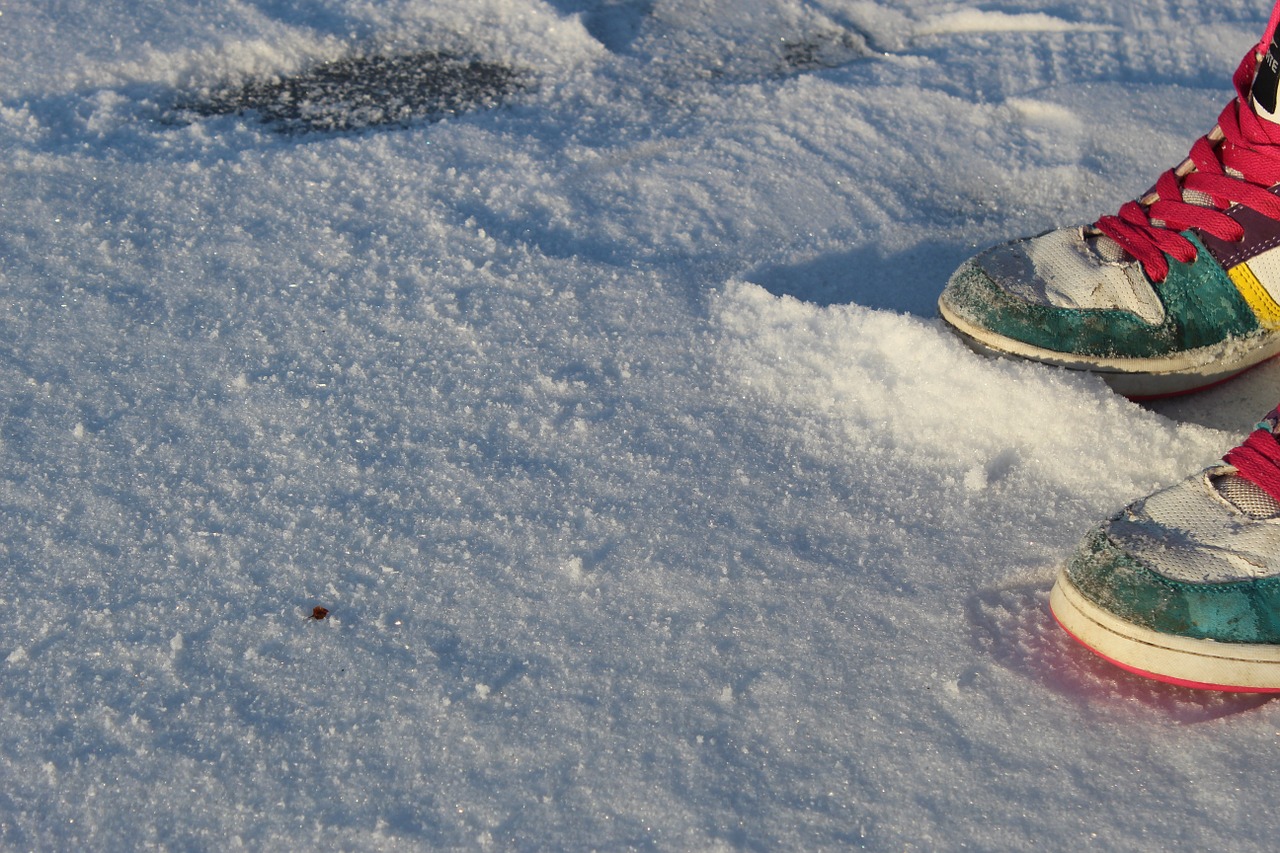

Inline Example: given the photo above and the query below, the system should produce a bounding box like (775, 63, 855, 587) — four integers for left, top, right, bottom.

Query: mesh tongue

(1221, 412, 1280, 514)
(1088, 231, 1127, 263)
(1215, 472, 1280, 519)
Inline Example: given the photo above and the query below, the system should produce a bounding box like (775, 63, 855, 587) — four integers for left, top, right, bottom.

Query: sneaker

(1050, 407, 1280, 691)
(939, 10, 1280, 398)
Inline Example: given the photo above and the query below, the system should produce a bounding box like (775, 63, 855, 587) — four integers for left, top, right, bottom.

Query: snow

(3, 0, 1280, 849)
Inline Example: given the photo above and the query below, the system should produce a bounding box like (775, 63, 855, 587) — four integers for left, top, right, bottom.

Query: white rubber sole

(1049, 566, 1280, 692)
(938, 299, 1280, 399)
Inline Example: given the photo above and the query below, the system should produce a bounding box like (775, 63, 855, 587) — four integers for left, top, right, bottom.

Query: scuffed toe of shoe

(940, 249, 1162, 359)
(1064, 469, 1280, 645)
(940, 225, 1264, 362)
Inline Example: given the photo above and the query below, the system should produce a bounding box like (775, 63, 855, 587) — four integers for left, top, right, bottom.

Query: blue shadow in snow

(745, 241, 974, 317)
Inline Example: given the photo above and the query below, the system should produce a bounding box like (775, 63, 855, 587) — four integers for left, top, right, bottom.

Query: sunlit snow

(3, 0, 1280, 849)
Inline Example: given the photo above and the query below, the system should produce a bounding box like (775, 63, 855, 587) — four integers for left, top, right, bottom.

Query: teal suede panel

(942, 233, 1260, 358)
(1066, 526, 1280, 644)
(1160, 232, 1260, 348)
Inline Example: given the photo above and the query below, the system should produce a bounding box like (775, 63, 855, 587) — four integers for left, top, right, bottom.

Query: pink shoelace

(1094, 49, 1280, 283)
(1224, 411, 1280, 503)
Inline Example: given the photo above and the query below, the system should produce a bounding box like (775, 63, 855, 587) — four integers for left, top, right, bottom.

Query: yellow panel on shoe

(1228, 261, 1280, 328)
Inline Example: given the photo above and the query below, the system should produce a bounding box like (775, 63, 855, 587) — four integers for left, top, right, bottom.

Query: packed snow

(4, 0, 1280, 849)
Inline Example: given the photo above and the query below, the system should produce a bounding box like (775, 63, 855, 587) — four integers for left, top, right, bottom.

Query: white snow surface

(4, 0, 1280, 849)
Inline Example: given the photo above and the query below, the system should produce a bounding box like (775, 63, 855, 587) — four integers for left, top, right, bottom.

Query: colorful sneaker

(939, 10, 1280, 398)
(1050, 407, 1280, 691)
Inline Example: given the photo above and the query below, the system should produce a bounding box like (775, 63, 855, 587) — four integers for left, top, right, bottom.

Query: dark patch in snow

(174, 49, 524, 134)
(690, 28, 872, 84)
(779, 30, 869, 72)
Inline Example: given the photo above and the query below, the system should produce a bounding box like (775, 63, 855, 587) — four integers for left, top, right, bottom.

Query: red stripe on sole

(1050, 603, 1280, 694)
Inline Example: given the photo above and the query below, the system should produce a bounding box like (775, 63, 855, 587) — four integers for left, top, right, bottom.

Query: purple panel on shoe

(1196, 186, 1280, 269)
